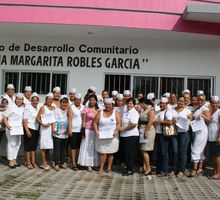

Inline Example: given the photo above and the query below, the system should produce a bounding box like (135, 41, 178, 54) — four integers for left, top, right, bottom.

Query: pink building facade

(0, 0, 219, 97)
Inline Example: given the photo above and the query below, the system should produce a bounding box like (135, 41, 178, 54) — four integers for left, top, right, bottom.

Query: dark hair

(138, 97, 151, 105)
(102, 90, 109, 95)
(88, 94, 99, 109)
(126, 97, 136, 105)
(177, 95, 184, 100)
(1, 98, 8, 104)
(31, 96, 39, 101)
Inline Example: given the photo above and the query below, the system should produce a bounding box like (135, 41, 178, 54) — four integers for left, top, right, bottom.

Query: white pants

(191, 128, 208, 162)
(6, 131, 21, 161)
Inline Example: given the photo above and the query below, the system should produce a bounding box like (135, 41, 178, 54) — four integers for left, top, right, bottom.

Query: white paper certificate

(139, 128, 148, 144)
(175, 117, 190, 130)
(10, 125, 24, 135)
(190, 120, 204, 132)
(41, 113, 56, 124)
(99, 128, 114, 139)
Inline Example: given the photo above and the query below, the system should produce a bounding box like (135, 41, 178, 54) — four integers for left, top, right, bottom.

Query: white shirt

(171, 107, 191, 132)
(4, 104, 24, 129)
(71, 104, 84, 132)
(120, 107, 139, 137)
(208, 109, 220, 141)
(23, 104, 39, 130)
(23, 96, 31, 106)
(155, 109, 173, 134)
(3, 94, 15, 107)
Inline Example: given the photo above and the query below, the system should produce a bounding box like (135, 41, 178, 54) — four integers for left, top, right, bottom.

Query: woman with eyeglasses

(190, 94, 210, 177)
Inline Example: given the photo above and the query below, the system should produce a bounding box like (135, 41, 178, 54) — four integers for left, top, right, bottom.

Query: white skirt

(95, 134, 119, 154)
(40, 126, 53, 149)
(78, 129, 99, 167)
(191, 127, 208, 162)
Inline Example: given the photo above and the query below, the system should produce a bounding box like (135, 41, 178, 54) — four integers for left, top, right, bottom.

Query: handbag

(161, 110, 176, 137)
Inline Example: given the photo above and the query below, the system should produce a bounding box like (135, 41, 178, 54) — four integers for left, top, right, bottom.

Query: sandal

(143, 170, 152, 176)
(40, 165, 50, 171)
(196, 168, 204, 176)
(189, 169, 197, 177)
(72, 165, 78, 171)
(27, 163, 34, 169)
(87, 167, 93, 172)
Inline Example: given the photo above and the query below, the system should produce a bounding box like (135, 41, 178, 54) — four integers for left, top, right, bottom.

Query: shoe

(176, 172, 184, 178)
(54, 165, 60, 171)
(122, 170, 134, 176)
(26, 163, 34, 169)
(196, 168, 204, 176)
(60, 163, 67, 169)
(72, 165, 78, 171)
(97, 169, 105, 175)
(87, 167, 93, 172)
(189, 169, 197, 178)
(107, 170, 112, 176)
(157, 172, 167, 177)
(143, 170, 152, 176)
(168, 171, 175, 176)
(40, 165, 50, 171)
(8, 165, 16, 169)
(14, 163, 21, 167)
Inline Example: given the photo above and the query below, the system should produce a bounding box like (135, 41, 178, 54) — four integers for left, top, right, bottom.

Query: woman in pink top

(78, 95, 99, 172)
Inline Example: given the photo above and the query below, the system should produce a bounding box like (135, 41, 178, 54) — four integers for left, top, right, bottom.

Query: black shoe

(122, 170, 134, 176)
(8, 165, 16, 169)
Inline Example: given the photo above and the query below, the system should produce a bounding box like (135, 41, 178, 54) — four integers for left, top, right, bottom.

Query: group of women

(0, 84, 220, 180)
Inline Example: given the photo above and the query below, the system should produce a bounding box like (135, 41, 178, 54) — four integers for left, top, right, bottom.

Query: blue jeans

(156, 134, 171, 174)
(172, 132, 190, 173)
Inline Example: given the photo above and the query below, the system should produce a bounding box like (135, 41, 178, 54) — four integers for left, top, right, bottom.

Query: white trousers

(6, 131, 21, 161)
(191, 128, 208, 162)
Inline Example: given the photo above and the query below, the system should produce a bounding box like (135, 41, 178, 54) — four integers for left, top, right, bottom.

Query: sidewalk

(0, 157, 220, 200)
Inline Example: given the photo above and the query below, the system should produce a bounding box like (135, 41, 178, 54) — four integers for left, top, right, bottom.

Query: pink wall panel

(0, 0, 187, 13)
(0, 6, 219, 35)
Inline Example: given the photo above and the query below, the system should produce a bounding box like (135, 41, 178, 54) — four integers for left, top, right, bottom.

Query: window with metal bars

(187, 78, 213, 100)
(104, 74, 131, 94)
(3, 71, 68, 94)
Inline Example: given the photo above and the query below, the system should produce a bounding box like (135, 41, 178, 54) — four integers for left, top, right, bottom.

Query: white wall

(0, 37, 219, 96)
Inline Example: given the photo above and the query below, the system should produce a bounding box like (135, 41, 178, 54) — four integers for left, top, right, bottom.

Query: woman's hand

(42, 123, 51, 127)
(118, 127, 125, 132)
(216, 137, 220, 145)
(6, 125, 12, 130)
(26, 131, 32, 138)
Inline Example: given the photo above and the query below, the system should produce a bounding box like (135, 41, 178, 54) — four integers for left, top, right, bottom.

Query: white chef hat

(60, 95, 69, 101)
(16, 93, 24, 98)
(182, 89, 190, 95)
(147, 93, 155, 100)
(112, 90, 118, 96)
(116, 94, 124, 100)
(104, 98, 113, 104)
(210, 95, 219, 102)
(46, 92, 53, 98)
(89, 86, 96, 92)
(7, 84, 15, 89)
(24, 86, 32, 92)
(160, 97, 169, 103)
(75, 93, 82, 99)
(197, 90, 204, 96)
(53, 86, 61, 93)
(123, 90, 131, 96)
(69, 88, 77, 93)
(31, 92, 39, 98)
(163, 92, 170, 98)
